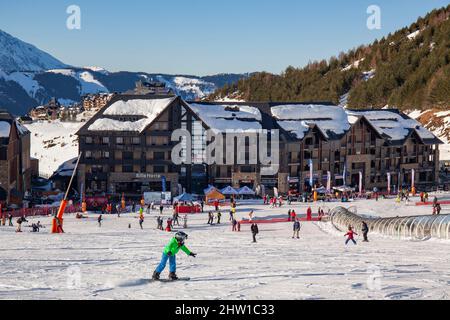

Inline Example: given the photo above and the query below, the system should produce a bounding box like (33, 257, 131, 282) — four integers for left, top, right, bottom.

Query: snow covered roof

(347, 110, 440, 144)
(188, 103, 263, 133)
(51, 157, 78, 179)
(271, 104, 351, 140)
(87, 97, 176, 133)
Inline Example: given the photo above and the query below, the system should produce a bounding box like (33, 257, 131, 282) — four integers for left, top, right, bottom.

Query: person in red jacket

(306, 207, 312, 221)
(344, 226, 358, 245)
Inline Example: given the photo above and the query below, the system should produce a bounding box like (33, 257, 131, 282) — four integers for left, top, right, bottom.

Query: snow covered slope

(0, 30, 68, 73)
(0, 197, 449, 300)
(409, 109, 450, 161)
(24, 120, 83, 177)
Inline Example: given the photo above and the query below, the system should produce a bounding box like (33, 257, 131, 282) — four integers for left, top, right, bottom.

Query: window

(132, 137, 140, 145)
(102, 151, 110, 159)
(153, 152, 165, 161)
(116, 137, 124, 145)
(86, 137, 93, 144)
(122, 165, 133, 173)
(241, 166, 253, 173)
(123, 152, 133, 160)
(85, 151, 92, 159)
(0, 147, 6, 160)
(102, 137, 109, 145)
(154, 166, 166, 173)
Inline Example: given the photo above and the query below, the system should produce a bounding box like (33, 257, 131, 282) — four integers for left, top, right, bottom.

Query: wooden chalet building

(0, 110, 32, 206)
(76, 95, 442, 198)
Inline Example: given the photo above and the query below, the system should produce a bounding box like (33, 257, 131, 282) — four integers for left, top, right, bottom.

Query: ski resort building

(76, 95, 442, 198)
(0, 110, 32, 206)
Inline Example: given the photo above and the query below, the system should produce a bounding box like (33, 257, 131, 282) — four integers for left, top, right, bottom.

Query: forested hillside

(210, 5, 450, 111)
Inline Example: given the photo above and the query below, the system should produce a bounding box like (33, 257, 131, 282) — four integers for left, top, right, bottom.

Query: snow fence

(330, 206, 450, 240)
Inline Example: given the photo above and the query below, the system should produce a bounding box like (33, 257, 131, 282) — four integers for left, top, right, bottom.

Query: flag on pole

(326, 171, 332, 193)
(411, 169, 415, 189)
(387, 172, 391, 194)
(359, 172, 363, 194)
(343, 164, 347, 186)
(309, 159, 314, 188)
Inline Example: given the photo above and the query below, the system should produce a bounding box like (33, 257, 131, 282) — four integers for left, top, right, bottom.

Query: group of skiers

(263, 195, 284, 208)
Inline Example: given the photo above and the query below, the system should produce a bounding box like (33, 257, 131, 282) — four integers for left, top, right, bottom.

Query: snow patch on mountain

(0, 29, 68, 73)
(0, 69, 43, 98)
(409, 109, 450, 161)
(47, 69, 109, 95)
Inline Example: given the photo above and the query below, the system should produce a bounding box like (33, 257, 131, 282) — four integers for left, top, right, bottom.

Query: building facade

(0, 110, 32, 205)
(76, 96, 442, 198)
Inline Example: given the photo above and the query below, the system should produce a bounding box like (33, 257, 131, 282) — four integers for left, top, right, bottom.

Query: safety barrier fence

(4, 205, 81, 218)
(330, 206, 450, 240)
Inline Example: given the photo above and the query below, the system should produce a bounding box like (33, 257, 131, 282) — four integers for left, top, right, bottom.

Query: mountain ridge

(0, 29, 249, 115)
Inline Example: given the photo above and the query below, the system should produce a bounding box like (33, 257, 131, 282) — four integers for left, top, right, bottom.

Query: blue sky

(0, 0, 448, 75)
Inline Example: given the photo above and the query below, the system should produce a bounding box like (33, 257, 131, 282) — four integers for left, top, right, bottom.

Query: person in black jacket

(293, 220, 301, 239)
(251, 223, 259, 243)
(362, 221, 369, 242)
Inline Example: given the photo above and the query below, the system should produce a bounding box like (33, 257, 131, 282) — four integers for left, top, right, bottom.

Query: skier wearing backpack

(152, 231, 197, 281)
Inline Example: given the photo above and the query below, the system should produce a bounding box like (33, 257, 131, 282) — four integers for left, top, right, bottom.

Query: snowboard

(150, 277, 191, 283)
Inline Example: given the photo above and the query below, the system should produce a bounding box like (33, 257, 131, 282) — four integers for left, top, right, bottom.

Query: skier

(8, 213, 13, 227)
(207, 212, 214, 225)
(152, 231, 197, 281)
(116, 204, 121, 217)
(159, 203, 164, 215)
(214, 200, 219, 212)
(293, 220, 301, 239)
(288, 210, 292, 222)
(157, 216, 164, 230)
(16, 216, 28, 233)
(173, 212, 180, 226)
(232, 218, 238, 232)
(344, 226, 358, 245)
(200, 199, 204, 213)
(132, 202, 136, 213)
(139, 215, 144, 230)
(362, 221, 369, 242)
(251, 223, 259, 243)
(183, 215, 188, 229)
(98, 215, 103, 227)
(166, 218, 173, 232)
(217, 211, 222, 224)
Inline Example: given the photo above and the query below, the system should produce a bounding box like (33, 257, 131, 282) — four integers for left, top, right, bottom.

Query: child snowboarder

(344, 226, 358, 245)
(251, 223, 259, 243)
(293, 220, 301, 239)
(152, 231, 197, 281)
(139, 214, 144, 230)
(157, 216, 164, 230)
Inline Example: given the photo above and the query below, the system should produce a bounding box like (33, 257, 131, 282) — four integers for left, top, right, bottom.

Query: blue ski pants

(156, 253, 177, 273)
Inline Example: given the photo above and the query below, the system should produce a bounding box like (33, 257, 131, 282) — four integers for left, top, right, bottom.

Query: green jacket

(163, 237, 191, 256)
